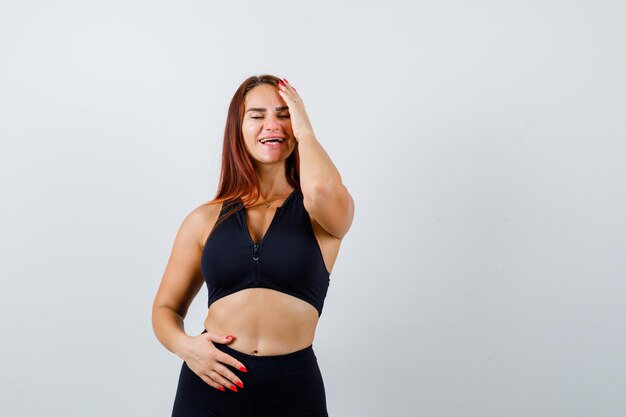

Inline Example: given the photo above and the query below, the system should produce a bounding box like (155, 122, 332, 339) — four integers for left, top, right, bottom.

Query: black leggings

(171, 329, 329, 417)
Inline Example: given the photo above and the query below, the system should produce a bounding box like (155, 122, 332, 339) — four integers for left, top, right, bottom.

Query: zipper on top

(240, 189, 297, 284)
(252, 243, 260, 284)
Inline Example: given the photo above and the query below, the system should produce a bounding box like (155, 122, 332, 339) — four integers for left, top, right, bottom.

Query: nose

(263, 114, 283, 131)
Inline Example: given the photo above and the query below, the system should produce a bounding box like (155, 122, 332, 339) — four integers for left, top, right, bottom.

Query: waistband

(201, 329, 318, 379)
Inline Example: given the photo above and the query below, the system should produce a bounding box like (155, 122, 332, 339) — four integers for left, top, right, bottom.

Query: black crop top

(201, 188, 331, 317)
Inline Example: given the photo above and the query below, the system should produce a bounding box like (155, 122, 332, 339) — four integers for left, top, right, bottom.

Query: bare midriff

(203, 287, 319, 356)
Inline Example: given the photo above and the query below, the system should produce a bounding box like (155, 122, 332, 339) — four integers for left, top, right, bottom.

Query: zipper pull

(253, 244, 259, 261)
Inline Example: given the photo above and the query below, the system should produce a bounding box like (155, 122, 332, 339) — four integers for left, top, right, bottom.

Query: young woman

(152, 74, 354, 417)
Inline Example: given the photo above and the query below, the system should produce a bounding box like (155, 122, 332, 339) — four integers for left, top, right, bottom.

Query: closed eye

(251, 116, 290, 119)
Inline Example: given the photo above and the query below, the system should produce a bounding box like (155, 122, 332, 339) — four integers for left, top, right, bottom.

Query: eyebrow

(246, 106, 290, 113)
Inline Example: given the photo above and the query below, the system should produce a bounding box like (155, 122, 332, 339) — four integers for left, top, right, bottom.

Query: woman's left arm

(278, 78, 355, 239)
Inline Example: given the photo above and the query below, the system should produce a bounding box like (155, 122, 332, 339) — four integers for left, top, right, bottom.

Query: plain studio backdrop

(1, 1, 625, 416)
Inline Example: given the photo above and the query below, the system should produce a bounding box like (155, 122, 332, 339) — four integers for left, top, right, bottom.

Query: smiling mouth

(259, 137, 286, 144)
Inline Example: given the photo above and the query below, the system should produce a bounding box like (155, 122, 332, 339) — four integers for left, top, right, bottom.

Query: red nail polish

(218, 386, 225, 391)
(229, 385, 238, 392)
(239, 365, 247, 372)
(236, 381, 243, 388)
(225, 335, 234, 340)
(284, 78, 290, 84)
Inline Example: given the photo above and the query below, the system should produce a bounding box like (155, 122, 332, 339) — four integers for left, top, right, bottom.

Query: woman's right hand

(181, 331, 247, 392)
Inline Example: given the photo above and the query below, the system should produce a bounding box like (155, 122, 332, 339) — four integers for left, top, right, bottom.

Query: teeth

(260, 137, 284, 144)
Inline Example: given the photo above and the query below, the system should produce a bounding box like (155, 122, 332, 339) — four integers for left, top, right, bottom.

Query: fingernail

(229, 385, 238, 392)
(236, 380, 244, 388)
(225, 335, 234, 340)
(239, 365, 247, 372)
(278, 80, 285, 86)
(218, 386, 225, 391)
(284, 78, 290, 84)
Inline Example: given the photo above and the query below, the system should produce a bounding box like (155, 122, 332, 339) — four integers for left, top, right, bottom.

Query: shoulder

(302, 184, 354, 240)
(179, 200, 223, 249)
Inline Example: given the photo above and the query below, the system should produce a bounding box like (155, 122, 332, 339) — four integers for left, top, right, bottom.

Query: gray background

(1, 1, 625, 416)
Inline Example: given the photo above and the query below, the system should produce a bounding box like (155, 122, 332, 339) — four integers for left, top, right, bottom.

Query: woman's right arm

(152, 205, 247, 392)
(151, 207, 207, 360)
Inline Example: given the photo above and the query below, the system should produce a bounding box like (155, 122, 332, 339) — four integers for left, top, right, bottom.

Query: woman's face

(241, 84, 296, 166)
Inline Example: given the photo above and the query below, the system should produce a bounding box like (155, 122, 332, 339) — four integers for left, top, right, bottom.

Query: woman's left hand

(277, 78, 314, 143)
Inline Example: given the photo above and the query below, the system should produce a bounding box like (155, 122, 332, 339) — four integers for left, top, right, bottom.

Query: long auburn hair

(204, 74, 301, 238)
